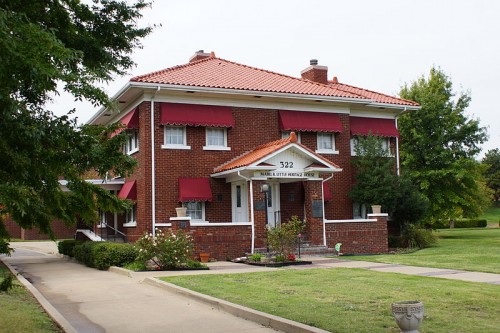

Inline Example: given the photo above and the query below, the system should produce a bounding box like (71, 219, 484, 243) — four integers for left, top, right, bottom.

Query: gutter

(151, 86, 160, 237)
(321, 173, 334, 247)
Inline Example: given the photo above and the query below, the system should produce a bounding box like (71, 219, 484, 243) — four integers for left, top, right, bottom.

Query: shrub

(57, 240, 83, 257)
(0, 239, 13, 256)
(400, 226, 437, 249)
(135, 229, 193, 269)
(0, 274, 13, 292)
(454, 219, 487, 228)
(249, 253, 263, 262)
(388, 235, 401, 248)
(266, 216, 304, 260)
(73, 241, 137, 270)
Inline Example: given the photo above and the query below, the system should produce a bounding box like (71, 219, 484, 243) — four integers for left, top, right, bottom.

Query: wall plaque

(312, 200, 323, 218)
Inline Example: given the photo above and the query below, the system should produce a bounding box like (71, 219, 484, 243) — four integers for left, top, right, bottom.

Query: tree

(0, 1, 153, 248)
(398, 67, 489, 224)
(349, 134, 398, 210)
(482, 149, 500, 204)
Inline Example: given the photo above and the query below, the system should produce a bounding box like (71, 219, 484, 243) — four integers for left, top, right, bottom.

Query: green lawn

(349, 228, 500, 274)
(0, 263, 61, 332)
(479, 206, 500, 227)
(163, 268, 500, 333)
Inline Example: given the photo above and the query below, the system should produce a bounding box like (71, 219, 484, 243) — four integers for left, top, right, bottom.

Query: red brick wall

(4, 215, 76, 240)
(325, 215, 388, 254)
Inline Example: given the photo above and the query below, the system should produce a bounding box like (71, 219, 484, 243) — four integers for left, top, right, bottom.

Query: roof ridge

(130, 56, 215, 81)
(329, 81, 419, 106)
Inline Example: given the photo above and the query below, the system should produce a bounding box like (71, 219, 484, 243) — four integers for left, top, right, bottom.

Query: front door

(266, 183, 281, 227)
(232, 182, 249, 222)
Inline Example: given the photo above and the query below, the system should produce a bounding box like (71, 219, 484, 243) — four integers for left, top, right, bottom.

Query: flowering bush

(135, 229, 193, 269)
(266, 216, 304, 261)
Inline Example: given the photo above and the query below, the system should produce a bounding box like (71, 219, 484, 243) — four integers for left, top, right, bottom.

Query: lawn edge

(145, 277, 330, 333)
(1, 259, 78, 333)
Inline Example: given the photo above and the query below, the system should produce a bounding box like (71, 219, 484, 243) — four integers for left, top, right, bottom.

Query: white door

(266, 183, 281, 227)
(232, 182, 249, 222)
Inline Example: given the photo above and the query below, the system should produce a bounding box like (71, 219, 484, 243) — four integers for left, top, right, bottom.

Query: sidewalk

(2, 242, 500, 333)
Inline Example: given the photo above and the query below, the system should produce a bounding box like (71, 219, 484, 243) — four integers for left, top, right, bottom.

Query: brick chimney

(300, 59, 328, 84)
(189, 50, 211, 63)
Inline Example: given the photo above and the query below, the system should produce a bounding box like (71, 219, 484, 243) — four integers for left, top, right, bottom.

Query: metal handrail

(97, 223, 128, 243)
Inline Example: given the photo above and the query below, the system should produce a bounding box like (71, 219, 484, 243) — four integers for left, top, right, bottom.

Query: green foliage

(266, 216, 304, 260)
(0, 274, 13, 292)
(0, 1, 152, 239)
(399, 67, 489, 225)
(400, 225, 437, 249)
(482, 148, 500, 203)
(349, 135, 397, 208)
(249, 253, 263, 262)
(454, 219, 487, 228)
(57, 239, 83, 257)
(73, 241, 137, 270)
(389, 175, 429, 228)
(0, 238, 13, 256)
(135, 229, 194, 269)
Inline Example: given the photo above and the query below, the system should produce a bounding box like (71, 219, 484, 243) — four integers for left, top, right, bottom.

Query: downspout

(321, 173, 334, 247)
(238, 171, 255, 254)
(151, 86, 160, 237)
(395, 107, 406, 176)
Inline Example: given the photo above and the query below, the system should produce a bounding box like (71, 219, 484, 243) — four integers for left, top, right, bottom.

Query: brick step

(253, 245, 337, 256)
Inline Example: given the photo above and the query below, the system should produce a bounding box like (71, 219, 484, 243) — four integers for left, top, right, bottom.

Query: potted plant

(199, 253, 210, 263)
(175, 207, 187, 217)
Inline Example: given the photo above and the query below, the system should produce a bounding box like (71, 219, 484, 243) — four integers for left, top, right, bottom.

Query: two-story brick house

(86, 51, 419, 259)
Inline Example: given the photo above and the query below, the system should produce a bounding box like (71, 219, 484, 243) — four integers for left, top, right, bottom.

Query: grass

(348, 228, 500, 274)
(0, 262, 62, 332)
(478, 205, 500, 227)
(163, 268, 500, 333)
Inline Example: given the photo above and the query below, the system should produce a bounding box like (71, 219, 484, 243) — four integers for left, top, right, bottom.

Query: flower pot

(175, 207, 187, 217)
(391, 300, 424, 333)
(199, 253, 210, 263)
(371, 205, 382, 214)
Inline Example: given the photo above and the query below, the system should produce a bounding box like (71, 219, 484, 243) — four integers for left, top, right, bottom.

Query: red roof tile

(131, 56, 364, 99)
(213, 133, 340, 173)
(329, 81, 419, 107)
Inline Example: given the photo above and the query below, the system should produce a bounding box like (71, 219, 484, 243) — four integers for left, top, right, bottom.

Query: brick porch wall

(325, 214, 388, 254)
(4, 215, 76, 240)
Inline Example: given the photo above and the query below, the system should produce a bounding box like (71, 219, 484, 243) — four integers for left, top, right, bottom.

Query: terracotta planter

(391, 300, 424, 333)
(199, 253, 210, 263)
(175, 207, 187, 217)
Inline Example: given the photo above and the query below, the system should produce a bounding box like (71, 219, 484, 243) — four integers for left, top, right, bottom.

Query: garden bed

(246, 260, 312, 267)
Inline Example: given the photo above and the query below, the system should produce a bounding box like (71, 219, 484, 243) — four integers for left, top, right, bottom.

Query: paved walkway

(2, 242, 500, 333)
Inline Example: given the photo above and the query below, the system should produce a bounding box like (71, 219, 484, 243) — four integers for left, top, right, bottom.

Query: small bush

(0, 274, 13, 292)
(249, 253, 263, 262)
(388, 235, 401, 248)
(266, 216, 304, 260)
(73, 242, 137, 270)
(400, 226, 437, 249)
(454, 219, 487, 228)
(0, 239, 13, 256)
(57, 240, 83, 257)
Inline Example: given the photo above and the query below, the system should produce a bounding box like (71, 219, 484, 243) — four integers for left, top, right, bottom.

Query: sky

(50, 0, 500, 157)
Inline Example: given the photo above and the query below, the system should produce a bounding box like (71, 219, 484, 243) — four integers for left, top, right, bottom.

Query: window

(124, 204, 137, 227)
(203, 127, 230, 151)
(350, 136, 392, 156)
(316, 132, 338, 154)
(124, 130, 139, 155)
(162, 126, 190, 149)
(281, 131, 301, 143)
(183, 201, 205, 221)
(97, 210, 106, 228)
(353, 202, 367, 219)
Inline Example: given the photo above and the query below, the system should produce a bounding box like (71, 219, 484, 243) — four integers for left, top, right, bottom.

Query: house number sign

(280, 161, 293, 168)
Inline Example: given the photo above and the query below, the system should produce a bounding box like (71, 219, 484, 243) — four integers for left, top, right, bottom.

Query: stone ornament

(391, 300, 424, 333)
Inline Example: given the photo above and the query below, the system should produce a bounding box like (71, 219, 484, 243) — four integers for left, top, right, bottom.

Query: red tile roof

(131, 56, 364, 99)
(329, 81, 419, 106)
(213, 132, 340, 173)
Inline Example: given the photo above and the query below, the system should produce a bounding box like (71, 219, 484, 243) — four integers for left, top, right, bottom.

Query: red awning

(350, 117, 399, 137)
(323, 182, 332, 202)
(111, 108, 139, 137)
(279, 110, 343, 132)
(178, 178, 213, 202)
(160, 103, 234, 127)
(118, 181, 137, 200)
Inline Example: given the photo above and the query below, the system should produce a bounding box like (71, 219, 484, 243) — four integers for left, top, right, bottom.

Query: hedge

(73, 242, 137, 270)
(57, 240, 83, 257)
(435, 218, 488, 229)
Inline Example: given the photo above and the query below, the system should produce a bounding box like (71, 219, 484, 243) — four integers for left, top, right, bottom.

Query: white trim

(325, 219, 378, 223)
(315, 149, 339, 155)
(203, 146, 231, 151)
(123, 222, 137, 227)
(367, 213, 389, 218)
(155, 223, 172, 227)
(190, 222, 252, 227)
(162, 144, 191, 150)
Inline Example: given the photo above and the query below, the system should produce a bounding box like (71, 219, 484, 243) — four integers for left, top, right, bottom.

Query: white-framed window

(124, 204, 137, 227)
(353, 202, 367, 219)
(350, 136, 392, 156)
(124, 130, 139, 155)
(281, 131, 301, 143)
(183, 201, 205, 221)
(162, 126, 191, 150)
(316, 132, 338, 154)
(203, 127, 230, 151)
(97, 210, 106, 228)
